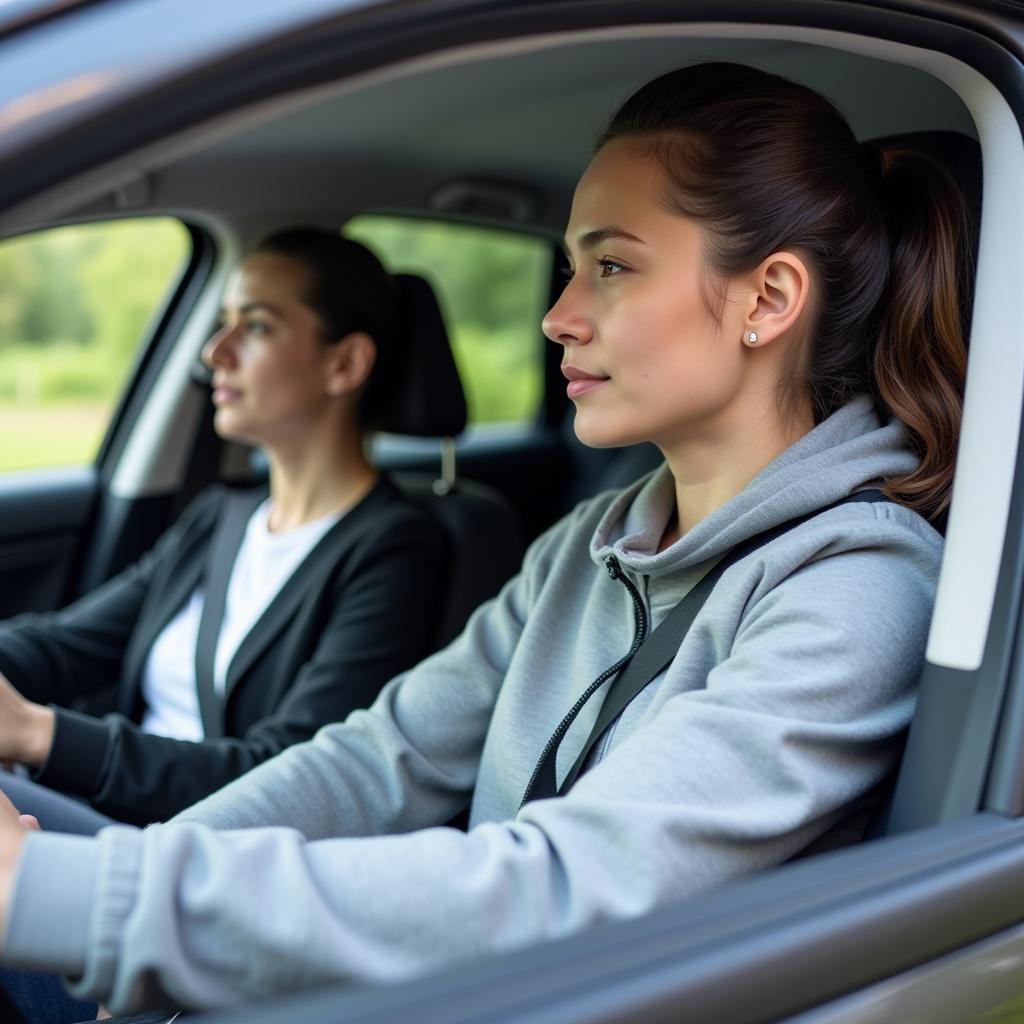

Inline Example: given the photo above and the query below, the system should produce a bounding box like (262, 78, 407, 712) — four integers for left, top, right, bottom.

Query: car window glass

(346, 216, 550, 425)
(0, 218, 189, 472)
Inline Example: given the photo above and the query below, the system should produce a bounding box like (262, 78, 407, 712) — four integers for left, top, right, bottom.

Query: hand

(0, 672, 54, 769)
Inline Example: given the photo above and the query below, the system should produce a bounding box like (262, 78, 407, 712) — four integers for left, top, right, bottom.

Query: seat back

(393, 472, 524, 647)
(380, 274, 525, 648)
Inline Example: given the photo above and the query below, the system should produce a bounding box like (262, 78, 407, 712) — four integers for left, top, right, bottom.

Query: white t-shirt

(139, 499, 343, 740)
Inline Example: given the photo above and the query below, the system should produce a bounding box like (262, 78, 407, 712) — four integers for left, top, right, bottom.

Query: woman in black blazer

(0, 228, 446, 826)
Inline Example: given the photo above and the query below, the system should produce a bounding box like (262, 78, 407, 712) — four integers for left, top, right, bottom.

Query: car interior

(3, 5, 1024, 1021)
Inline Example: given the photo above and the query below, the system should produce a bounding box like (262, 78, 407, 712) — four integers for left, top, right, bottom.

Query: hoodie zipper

(519, 555, 648, 808)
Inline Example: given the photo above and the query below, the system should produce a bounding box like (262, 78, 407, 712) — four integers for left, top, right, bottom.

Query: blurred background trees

(0, 215, 548, 471)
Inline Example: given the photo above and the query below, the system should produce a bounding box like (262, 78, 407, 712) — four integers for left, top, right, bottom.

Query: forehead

(223, 252, 311, 308)
(566, 139, 670, 240)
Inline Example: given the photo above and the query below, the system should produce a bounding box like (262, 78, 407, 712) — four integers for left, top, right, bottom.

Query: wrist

(18, 704, 55, 768)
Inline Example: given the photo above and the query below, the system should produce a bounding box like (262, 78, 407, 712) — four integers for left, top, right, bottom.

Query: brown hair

(602, 62, 972, 520)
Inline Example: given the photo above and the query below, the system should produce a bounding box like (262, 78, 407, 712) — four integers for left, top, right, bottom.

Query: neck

(263, 425, 377, 532)
(658, 398, 815, 551)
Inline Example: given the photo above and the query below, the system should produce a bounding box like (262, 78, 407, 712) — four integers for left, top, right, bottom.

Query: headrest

(375, 273, 468, 438)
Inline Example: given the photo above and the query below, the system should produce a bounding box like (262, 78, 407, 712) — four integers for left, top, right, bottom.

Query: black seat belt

(521, 490, 888, 806)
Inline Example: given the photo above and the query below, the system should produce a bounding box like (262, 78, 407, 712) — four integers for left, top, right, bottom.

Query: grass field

(0, 403, 109, 472)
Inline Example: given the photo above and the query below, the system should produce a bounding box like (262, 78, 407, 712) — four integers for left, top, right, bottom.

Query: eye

(596, 257, 625, 278)
(245, 318, 271, 337)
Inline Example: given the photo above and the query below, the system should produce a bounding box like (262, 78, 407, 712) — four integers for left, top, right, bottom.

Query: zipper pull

(605, 555, 622, 580)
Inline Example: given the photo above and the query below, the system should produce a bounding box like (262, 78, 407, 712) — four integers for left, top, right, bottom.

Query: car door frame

(3, 0, 1024, 1021)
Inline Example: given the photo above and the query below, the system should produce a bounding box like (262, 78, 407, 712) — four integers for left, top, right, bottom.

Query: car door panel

(787, 920, 1024, 1024)
(0, 466, 97, 616)
(182, 814, 1024, 1024)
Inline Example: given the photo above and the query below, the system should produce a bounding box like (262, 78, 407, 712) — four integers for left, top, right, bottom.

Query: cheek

(241, 343, 308, 385)
(614, 282, 721, 380)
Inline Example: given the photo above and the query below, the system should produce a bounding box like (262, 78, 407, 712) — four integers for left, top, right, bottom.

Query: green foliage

(0, 218, 188, 471)
(983, 994, 1024, 1023)
(0, 218, 187, 381)
(0, 213, 548, 473)
(346, 216, 549, 423)
(0, 406, 107, 471)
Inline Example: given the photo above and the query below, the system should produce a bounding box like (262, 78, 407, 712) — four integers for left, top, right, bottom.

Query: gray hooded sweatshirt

(3, 396, 943, 1013)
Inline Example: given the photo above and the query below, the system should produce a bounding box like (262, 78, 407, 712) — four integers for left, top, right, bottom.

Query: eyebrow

(219, 301, 284, 319)
(563, 226, 647, 257)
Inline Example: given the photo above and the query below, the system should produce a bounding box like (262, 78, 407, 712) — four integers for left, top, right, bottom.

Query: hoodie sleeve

(1, 517, 938, 1015)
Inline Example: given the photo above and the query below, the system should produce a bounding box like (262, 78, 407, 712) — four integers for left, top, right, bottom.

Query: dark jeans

(0, 772, 116, 1022)
(0, 771, 116, 835)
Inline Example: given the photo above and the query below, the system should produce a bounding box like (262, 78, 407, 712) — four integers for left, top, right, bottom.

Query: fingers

(17, 815, 39, 832)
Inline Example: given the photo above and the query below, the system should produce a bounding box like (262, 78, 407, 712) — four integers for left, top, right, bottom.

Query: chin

(213, 413, 262, 448)
(571, 409, 646, 450)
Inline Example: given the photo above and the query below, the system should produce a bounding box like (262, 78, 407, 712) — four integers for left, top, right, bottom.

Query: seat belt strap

(546, 489, 888, 801)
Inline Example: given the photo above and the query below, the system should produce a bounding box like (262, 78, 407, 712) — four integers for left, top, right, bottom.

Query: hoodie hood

(591, 396, 919, 576)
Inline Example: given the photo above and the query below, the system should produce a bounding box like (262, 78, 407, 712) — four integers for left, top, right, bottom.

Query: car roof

(3, 30, 975, 237)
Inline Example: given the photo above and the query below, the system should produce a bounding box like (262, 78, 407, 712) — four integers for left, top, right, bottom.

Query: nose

(201, 323, 236, 370)
(541, 278, 593, 349)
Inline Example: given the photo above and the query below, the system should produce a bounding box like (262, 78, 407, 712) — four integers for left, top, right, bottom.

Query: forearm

(174, 663, 482, 836)
(5, 817, 576, 1012)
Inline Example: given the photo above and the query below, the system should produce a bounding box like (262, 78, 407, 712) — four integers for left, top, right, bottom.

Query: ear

(324, 331, 377, 397)
(740, 252, 811, 347)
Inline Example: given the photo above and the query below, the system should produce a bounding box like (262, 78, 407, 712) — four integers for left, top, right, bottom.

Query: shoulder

(323, 476, 448, 565)
(362, 475, 446, 539)
(795, 497, 944, 576)
(735, 498, 944, 641)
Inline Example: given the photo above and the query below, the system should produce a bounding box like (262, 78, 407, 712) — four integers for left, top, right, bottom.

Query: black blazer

(0, 476, 446, 825)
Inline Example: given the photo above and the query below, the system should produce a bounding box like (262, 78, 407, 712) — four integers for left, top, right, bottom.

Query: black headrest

(375, 273, 468, 438)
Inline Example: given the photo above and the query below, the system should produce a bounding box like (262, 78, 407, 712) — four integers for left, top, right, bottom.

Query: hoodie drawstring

(519, 556, 648, 808)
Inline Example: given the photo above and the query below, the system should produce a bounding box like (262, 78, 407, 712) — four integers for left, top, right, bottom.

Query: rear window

(346, 216, 550, 426)
(0, 218, 190, 472)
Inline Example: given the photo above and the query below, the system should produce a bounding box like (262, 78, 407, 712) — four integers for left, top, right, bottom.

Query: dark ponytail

(601, 63, 972, 520)
(872, 147, 971, 517)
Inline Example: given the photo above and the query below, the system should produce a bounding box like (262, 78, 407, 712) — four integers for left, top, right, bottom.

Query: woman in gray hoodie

(0, 62, 970, 1019)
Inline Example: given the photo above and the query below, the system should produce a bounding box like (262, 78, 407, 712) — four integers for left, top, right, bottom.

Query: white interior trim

(109, 225, 238, 497)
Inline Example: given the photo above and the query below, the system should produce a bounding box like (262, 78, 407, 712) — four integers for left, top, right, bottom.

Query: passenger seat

(381, 274, 525, 648)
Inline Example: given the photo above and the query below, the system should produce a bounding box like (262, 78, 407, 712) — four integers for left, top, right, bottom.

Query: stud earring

(743, 330, 759, 346)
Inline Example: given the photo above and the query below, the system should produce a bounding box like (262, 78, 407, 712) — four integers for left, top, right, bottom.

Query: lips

(212, 383, 242, 404)
(562, 365, 609, 400)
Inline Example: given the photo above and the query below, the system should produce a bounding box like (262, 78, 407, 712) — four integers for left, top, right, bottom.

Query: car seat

(383, 274, 525, 648)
